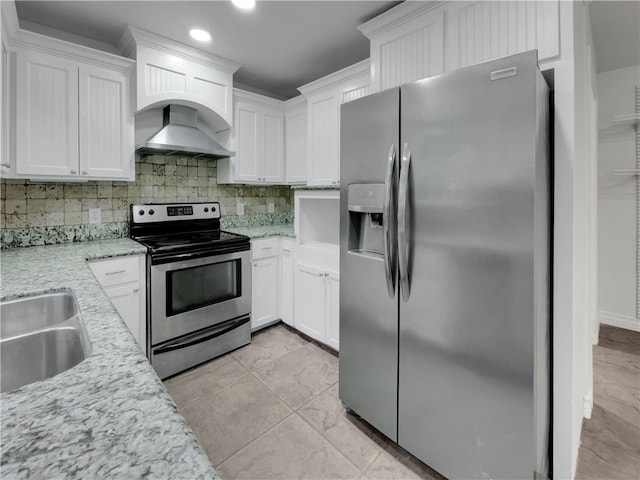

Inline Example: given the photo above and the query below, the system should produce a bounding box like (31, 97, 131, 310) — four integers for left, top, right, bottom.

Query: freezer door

(339, 87, 400, 442)
(398, 51, 549, 479)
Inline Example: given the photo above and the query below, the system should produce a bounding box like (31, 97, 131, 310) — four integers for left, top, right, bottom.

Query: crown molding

(358, 1, 445, 39)
(233, 88, 285, 109)
(118, 25, 240, 74)
(298, 59, 370, 97)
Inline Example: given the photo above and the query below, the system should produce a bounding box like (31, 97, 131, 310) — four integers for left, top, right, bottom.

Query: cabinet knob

(133, 288, 139, 293)
(1, 162, 10, 168)
(70, 169, 77, 174)
(253, 263, 258, 267)
(82, 170, 88, 175)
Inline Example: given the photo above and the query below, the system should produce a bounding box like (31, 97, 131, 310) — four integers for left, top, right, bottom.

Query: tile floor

(164, 324, 444, 480)
(575, 325, 640, 479)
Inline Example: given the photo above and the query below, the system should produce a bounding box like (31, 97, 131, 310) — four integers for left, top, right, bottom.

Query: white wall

(540, 1, 598, 477)
(597, 64, 640, 332)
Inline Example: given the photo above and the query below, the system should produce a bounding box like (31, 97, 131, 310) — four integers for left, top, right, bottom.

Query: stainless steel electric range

(130, 202, 251, 379)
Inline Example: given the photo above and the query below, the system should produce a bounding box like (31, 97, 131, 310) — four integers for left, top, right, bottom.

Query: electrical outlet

(89, 208, 101, 224)
(236, 202, 244, 215)
(268, 202, 275, 213)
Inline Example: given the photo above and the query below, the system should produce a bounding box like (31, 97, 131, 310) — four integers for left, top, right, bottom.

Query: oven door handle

(153, 316, 250, 355)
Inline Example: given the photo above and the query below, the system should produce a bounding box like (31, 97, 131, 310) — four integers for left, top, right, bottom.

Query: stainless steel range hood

(136, 105, 235, 159)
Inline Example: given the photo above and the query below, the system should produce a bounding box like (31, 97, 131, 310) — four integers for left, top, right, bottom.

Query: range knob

(149, 209, 155, 215)
(138, 209, 145, 216)
(211, 205, 216, 212)
(204, 207, 209, 213)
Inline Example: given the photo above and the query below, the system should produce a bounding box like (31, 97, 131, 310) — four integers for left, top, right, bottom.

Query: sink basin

(0, 292, 92, 393)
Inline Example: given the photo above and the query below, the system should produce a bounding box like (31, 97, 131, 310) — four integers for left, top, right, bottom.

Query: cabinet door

(325, 270, 340, 351)
(262, 108, 284, 183)
(280, 239, 295, 326)
(285, 106, 307, 183)
(15, 49, 79, 176)
(444, 1, 559, 71)
(234, 101, 260, 182)
(79, 65, 133, 180)
(252, 256, 279, 330)
(105, 283, 143, 350)
(294, 263, 326, 342)
(307, 92, 339, 186)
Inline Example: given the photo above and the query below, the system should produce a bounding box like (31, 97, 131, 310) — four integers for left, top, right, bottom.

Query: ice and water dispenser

(347, 184, 386, 260)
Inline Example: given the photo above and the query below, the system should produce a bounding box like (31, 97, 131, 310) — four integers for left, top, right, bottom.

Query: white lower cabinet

(279, 238, 295, 326)
(325, 270, 340, 351)
(294, 262, 340, 351)
(88, 254, 146, 353)
(251, 238, 280, 330)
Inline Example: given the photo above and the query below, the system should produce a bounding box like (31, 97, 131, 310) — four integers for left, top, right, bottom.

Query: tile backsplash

(0, 155, 294, 248)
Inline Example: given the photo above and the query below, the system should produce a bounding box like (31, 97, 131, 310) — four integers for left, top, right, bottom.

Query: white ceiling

(589, 0, 640, 73)
(14, 0, 401, 100)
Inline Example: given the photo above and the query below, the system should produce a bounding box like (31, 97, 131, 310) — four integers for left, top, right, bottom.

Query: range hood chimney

(135, 105, 235, 159)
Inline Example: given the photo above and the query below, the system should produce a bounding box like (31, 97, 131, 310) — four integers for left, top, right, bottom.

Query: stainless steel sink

(0, 292, 92, 393)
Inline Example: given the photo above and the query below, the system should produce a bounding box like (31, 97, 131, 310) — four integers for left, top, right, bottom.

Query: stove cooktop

(135, 230, 249, 254)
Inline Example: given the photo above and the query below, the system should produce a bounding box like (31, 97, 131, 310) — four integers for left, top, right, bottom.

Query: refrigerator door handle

(398, 142, 411, 302)
(383, 144, 397, 298)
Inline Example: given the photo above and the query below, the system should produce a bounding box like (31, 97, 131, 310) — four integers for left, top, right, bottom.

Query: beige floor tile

(231, 324, 307, 371)
(299, 383, 386, 470)
(363, 446, 444, 480)
(163, 355, 248, 408)
(254, 343, 339, 410)
(179, 373, 292, 465)
(218, 414, 360, 480)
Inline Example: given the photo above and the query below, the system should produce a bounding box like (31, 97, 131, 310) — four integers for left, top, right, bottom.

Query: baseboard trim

(583, 388, 593, 419)
(599, 311, 640, 332)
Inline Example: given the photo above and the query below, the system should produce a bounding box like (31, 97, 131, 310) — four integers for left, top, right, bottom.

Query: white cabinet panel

(325, 270, 340, 351)
(234, 102, 260, 182)
(263, 110, 284, 182)
(219, 90, 284, 184)
(294, 263, 326, 342)
(106, 283, 143, 346)
(365, 7, 444, 92)
(284, 101, 307, 184)
(299, 60, 369, 187)
(252, 256, 279, 330)
(89, 254, 145, 354)
(307, 93, 339, 186)
(79, 64, 133, 180)
(15, 49, 78, 176)
(444, 1, 559, 70)
(280, 238, 295, 326)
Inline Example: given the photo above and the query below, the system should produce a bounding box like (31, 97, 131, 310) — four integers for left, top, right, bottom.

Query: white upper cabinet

(118, 26, 240, 132)
(359, 4, 444, 93)
(443, 0, 559, 71)
(15, 50, 79, 177)
(284, 96, 307, 184)
(217, 89, 285, 184)
(298, 59, 369, 186)
(79, 64, 133, 179)
(8, 34, 135, 181)
(359, 0, 559, 93)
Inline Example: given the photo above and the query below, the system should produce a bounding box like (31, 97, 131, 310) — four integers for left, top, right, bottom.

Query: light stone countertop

(224, 223, 295, 239)
(0, 239, 219, 480)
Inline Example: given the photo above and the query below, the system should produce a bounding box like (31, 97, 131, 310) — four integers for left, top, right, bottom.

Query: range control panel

(131, 202, 221, 224)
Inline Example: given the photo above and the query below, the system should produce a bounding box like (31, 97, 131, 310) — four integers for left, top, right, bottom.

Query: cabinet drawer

(89, 255, 140, 287)
(251, 238, 279, 260)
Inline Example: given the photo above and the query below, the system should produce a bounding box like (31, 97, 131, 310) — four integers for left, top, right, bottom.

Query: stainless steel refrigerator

(339, 51, 550, 480)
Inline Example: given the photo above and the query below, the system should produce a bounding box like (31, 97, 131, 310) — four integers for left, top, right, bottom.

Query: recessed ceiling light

(189, 28, 212, 42)
(231, 0, 256, 11)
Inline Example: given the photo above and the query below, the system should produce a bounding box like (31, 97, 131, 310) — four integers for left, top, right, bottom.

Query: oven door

(150, 249, 251, 346)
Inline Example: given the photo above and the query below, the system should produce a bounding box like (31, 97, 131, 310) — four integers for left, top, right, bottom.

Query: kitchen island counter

(0, 239, 219, 479)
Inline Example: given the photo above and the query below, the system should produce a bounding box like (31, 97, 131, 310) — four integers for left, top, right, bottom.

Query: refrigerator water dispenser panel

(347, 184, 385, 259)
